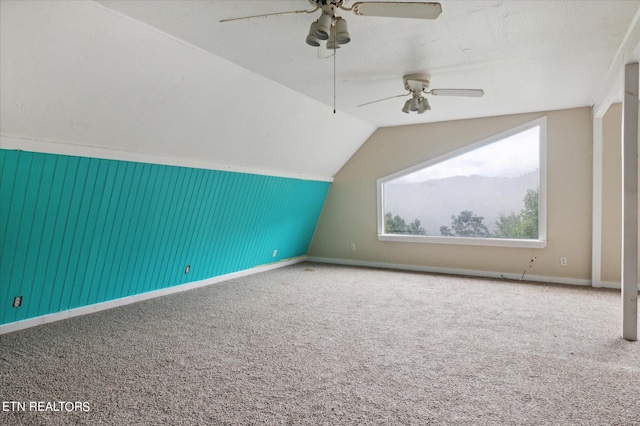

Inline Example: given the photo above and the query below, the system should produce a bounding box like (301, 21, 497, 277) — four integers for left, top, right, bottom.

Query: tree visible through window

(378, 118, 546, 247)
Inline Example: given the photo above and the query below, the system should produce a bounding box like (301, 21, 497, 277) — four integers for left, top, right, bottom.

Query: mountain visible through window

(378, 118, 546, 247)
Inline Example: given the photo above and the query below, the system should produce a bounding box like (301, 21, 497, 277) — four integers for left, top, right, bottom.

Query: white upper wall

(0, 0, 375, 181)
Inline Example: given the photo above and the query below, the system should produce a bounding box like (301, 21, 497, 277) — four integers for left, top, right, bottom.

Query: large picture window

(377, 117, 546, 248)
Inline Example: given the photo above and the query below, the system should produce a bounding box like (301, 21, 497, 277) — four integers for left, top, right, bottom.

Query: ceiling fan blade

(220, 7, 318, 23)
(357, 92, 410, 107)
(428, 89, 484, 97)
(349, 2, 442, 20)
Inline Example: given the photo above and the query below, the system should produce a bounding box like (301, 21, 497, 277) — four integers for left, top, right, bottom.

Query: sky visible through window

(390, 126, 540, 184)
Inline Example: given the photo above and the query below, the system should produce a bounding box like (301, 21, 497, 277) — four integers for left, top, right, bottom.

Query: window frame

(377, 117, 547, 248)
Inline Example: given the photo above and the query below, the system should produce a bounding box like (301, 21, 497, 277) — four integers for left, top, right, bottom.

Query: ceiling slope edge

(0, 135, 336, 182)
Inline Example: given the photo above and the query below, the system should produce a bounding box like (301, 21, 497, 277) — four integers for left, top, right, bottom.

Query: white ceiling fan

(221, 1, 443, 57)
(221, 3, 447, 112)
(358, 73, 484, 114)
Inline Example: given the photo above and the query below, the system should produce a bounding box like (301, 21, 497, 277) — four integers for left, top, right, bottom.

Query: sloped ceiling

(1, 1, 639, 180)
(0, 0, 374, 180)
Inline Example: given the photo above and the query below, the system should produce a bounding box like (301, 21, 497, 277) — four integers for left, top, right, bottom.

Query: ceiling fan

(221, 1, 443, 54)
(358, 73, 484, 114)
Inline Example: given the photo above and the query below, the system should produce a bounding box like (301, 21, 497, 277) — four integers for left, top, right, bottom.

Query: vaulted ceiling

(2, 1, 639, 180)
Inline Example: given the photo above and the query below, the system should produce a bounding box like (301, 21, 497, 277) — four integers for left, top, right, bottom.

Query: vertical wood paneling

(0, 150, 330, 325)
(78, 158, 112, 308)
(180, 168, 208, 285)
(136, 164, 168, 295)
(110, 162, 144, 300)
(30, 156, 62, 318)
(127, 163, 155, 296)
(68, 158, 100, 308)
(1, 153, 28, 324)
(192, 169, 227, 280)
(25, 155, 57, 317)
(62, 157, 94, 309)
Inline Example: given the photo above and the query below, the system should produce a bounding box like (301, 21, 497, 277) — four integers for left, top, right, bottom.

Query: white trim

(0, 135, 334, 182)
(538, 117, 548, 243)
(592, 117, 603, 287)
(376, 117, 547, 247)
(377, 177, 385, 240)
(307, 256, 592, 287)
(0, 257, 306, 335)
(621, 62, 639, 341)
(377, 234, 546, 248)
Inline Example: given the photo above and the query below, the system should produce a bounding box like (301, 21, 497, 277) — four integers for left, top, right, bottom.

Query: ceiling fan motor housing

(310, 0, 344, 8)
(404, 73, 431, 92)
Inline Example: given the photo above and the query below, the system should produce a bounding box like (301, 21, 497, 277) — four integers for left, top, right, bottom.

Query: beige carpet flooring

(1, 262, 639, 425)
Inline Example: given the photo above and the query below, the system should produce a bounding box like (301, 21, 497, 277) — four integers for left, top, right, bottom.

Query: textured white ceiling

(95, 0, 640, 126)
(1, 0, 639, 179)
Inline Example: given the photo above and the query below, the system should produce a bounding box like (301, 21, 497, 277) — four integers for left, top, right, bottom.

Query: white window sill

(377, 234, 547, 248)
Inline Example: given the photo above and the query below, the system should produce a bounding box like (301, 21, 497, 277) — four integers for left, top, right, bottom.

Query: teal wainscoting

(0, 149, 330, 325)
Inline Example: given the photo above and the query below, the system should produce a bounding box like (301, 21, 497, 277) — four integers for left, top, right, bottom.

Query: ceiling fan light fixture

(401, 99, 411, 113)
(417, 97, 431, 114)
(326, 25, 341, 50)
(402, 93, 431, 114)
(306, 21, 321, 47)
(315, 11, 333, 40)
(334, 17, 350, 44)
(409, 96, 420, 112)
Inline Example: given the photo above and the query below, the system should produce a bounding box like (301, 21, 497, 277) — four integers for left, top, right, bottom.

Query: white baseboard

(306, 256, 598, 287)
(4, 256, 634, 335)
(0, 257, 306, 335)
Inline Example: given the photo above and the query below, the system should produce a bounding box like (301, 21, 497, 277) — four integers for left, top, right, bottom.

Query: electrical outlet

(560, 257, 567, 266)
(184, 265, 190, 274)
(351, 242, 356, 251)
(272, 250, 278, 257)
(13, 296, 22, 308)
